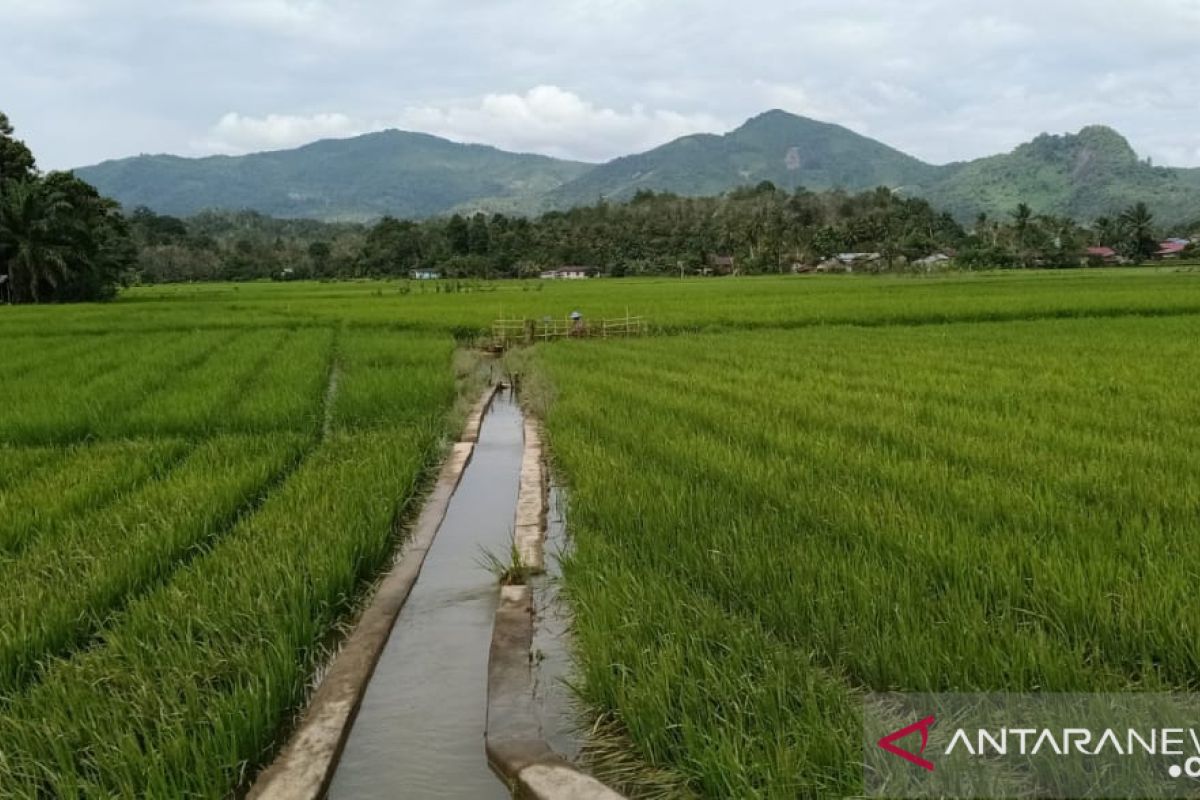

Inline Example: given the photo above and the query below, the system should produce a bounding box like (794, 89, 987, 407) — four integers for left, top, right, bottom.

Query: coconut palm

(1093, 216, 1117, 247)
(1118, 202, 1157, 261)
(1009, 203, 1035, 266)
(0, 181, 71, 303)
(1011, 203, 1033, 236)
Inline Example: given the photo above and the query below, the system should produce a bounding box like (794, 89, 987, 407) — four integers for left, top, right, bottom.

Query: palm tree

(1093, 216, 1117, 247)
(1011, 203, 1032, 237)
(1009, 204, 1035, 266)
(0, 181, 70, 303)
(1118, 202, 1157, 261)
(1119, 202, 1154, 236)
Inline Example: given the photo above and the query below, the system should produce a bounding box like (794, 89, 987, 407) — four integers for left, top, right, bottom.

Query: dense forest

(2, 109, 1197, 303)
(128, 185, 1195, 284)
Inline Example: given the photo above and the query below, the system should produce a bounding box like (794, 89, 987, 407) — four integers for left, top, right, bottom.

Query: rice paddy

(1, 267, 1198, 798)
(534, 312, 1200, 797)
(0, 310, 459, 796)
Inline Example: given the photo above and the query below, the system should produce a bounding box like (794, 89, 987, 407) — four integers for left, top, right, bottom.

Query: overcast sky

(2, 0, 1198, 171)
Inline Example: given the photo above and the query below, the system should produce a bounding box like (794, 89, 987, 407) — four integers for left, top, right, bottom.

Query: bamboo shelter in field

(489, 310, 647, 350)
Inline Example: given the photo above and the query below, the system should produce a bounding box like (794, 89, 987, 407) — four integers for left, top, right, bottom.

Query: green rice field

(0, 309, 460, 796)
(1, 267, 1199, 797)
(535, 313, 1200, 796)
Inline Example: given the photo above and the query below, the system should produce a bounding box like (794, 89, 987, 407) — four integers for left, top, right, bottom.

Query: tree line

(129, 185, 1192, 285)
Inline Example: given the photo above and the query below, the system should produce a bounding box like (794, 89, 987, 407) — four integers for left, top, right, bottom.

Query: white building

(539, 267, 593, 280)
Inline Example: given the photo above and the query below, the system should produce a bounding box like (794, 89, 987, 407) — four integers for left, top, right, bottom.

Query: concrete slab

(513, 420, 546, 573)
(518, 764, 627, 800)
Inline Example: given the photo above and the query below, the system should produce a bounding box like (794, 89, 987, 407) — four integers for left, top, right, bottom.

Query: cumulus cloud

(3, 0, 1199, 169)
(196, 87, 727, 162)
(196, 112, 365, 154)
(395, 86, 726, 162)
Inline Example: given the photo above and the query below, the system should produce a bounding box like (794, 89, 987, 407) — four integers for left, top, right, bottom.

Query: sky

(2, 0, 1198, 171)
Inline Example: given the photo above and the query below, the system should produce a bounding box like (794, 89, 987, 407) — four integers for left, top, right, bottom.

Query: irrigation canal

(329, 391, 523, 799)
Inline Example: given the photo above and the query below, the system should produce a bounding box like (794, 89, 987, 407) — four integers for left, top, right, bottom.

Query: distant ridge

(74, 130, 591, 221)
(74, 111, 1200, 224)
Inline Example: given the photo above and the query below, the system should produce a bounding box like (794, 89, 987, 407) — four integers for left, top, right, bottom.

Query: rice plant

(1, 271, 1198, 798)
(0, 438, 189, 556)
(536, 315, 1200, 797)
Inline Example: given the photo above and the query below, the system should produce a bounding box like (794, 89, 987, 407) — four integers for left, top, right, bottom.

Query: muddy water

(328, 392, 523, 800)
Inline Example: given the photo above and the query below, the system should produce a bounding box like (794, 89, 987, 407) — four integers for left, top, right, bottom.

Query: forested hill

(923, 125, 1200, 224)
(546, 110, 945, 207)
(73, 130, 591, 221)
(549, 113, 1200, 225)
(75, 111, 1200, 225)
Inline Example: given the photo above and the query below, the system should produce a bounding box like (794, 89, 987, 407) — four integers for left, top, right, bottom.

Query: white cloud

(396, 86, 726, 162)
(195, 86, 728, 162)
(5, 0, 1200, 170)
(195, 112, 364, 154)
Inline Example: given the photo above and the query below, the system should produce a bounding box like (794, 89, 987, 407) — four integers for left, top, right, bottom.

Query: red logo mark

(877, 715, 936, 771)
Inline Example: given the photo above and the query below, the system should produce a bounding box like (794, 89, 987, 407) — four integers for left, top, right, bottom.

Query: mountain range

(74, 110, 1200, 225)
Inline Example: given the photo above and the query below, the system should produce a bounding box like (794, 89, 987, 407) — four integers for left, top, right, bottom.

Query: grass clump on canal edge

(478, 542, 534, 586)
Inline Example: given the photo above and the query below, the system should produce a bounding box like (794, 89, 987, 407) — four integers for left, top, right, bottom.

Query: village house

(707, 254, 736, 275)
(1084, 246, 1120, 265)
(913, 253, 952, 269)
(1156, 239, 1191, 259)
(836, 252, 881, 267)
(539, 266, 593, 280)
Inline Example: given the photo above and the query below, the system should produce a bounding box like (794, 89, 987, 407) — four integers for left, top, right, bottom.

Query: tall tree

(446, 214, 470, 256)
(0, 181, 70, 303)
(1118, 202, 1157, 262)
(467, 213, 491, 255)
(1, 111, 39, 296)
(1093, 216, 1118, 247)
(0, 112, 36, 186)
(0, 113, 133, 302)
(1010, 203, 1034, 266)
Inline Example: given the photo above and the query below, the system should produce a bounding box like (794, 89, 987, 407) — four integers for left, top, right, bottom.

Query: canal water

(328, 391, 523, 800)
(531, 486, 584, 763)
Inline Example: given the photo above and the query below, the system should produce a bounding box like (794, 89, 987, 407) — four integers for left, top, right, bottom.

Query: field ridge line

(319, 328, 342, 441)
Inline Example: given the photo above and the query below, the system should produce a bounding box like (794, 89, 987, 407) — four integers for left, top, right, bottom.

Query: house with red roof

(1084, 246, 1119, 265)
(1156, 239, 1191, 259)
